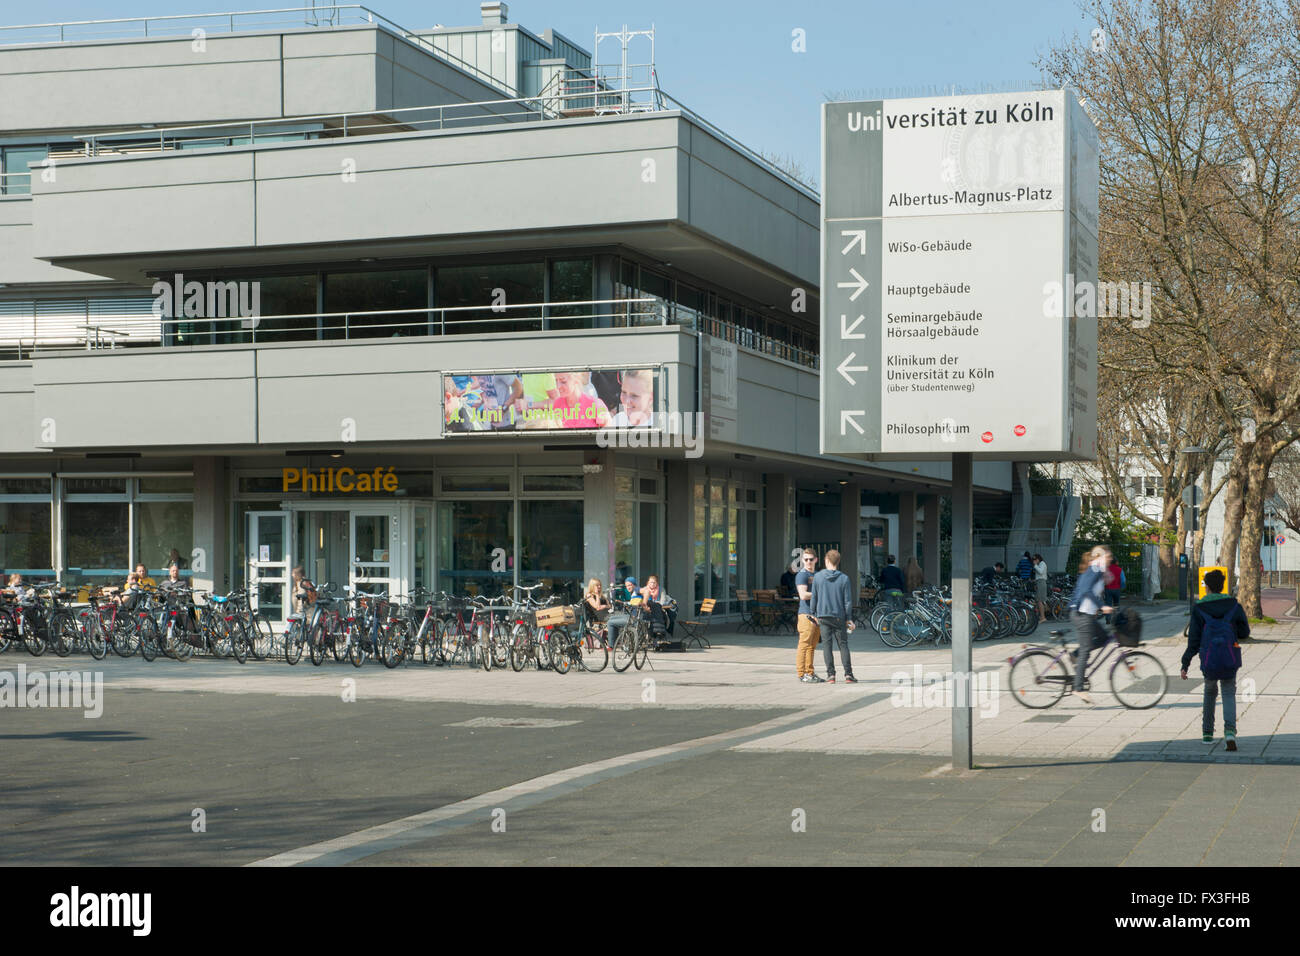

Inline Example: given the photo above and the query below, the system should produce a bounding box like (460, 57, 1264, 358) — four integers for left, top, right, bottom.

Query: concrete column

(839, 483, 863, 587)
(192, 456, 227, 594)
(923, 494, 941, 586)
(583, 448, 617, 589)
(764, 472, 795, 589)
(898, 490, 918, 563)
(664, 459, 695, 610)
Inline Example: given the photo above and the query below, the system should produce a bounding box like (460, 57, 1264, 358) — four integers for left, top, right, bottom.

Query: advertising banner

(443, 368, 660, 433)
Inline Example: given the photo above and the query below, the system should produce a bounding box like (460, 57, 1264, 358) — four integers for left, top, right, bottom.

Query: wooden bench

(678, 598, 716, 649)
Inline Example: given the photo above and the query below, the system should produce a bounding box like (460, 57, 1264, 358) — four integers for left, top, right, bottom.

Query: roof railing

(0, 5, 510, 94)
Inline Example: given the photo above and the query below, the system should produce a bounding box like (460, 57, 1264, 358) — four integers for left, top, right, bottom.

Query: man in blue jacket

(812, 549, 857, 684)
(1180, 569, 1249, 751)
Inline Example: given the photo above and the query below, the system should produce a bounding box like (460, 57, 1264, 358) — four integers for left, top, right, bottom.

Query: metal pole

(951, 452, 973, 770)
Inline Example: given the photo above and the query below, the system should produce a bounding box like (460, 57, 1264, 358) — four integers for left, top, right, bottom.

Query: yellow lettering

(304, 471, 319, 492)
(282, 468, 299, 491)
(337, 467, 355, 493)
(357, 473, 373, 493)
(382, 470, 398, 493)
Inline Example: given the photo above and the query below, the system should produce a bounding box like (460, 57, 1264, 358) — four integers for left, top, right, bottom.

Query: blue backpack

(1197, 608, 1242, 679)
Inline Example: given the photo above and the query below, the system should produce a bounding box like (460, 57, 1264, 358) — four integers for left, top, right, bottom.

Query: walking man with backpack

(1181, 568, 1248, 751)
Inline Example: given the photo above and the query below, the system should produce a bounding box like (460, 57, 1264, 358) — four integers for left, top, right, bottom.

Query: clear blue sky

(10, 0, 1096, 186)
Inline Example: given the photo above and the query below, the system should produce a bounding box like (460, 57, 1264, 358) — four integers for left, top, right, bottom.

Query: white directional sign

(820, 90, 1099, 460)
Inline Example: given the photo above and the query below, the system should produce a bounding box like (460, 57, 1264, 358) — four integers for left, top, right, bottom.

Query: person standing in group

(1016, 551, 1033, 582)
(879, 555, 905, 592)
(903, 556, 924, 593)
(1067, 546, 1113, 704)
(812, 549, 857, 684)
(1181, 569, 1248, 751)
(1033, 553, 1049, 622)
(795, 549, 821, 683)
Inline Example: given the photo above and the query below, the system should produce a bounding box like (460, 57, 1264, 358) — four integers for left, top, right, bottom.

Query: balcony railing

(0, 5, 509, 94)
(11, 297, 820, 370)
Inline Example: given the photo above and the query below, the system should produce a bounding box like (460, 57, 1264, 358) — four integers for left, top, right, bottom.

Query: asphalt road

(6, 686, 1300, 866)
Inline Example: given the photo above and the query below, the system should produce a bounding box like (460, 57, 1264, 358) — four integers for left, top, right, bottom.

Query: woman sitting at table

(642, 574, 677, 636)
(584, 578, 627, 648)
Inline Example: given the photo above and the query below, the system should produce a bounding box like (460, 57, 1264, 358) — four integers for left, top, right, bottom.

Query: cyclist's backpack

(1113, 609, 1142, 646)
(1197, 608, 1242, 679)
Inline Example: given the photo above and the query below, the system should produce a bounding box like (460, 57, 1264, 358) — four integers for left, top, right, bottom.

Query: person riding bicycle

(1067, 545, 1114, 704)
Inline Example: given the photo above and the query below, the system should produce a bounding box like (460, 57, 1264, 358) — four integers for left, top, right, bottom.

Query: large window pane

(65, 502, 128, 588)
(0, 478, 51, 495)
(694, 480, 706, 602)
(615, 499, 634, 584)
(136, 501, 193, 573)
(639, 500, 660, 585)
(709, 481, 725, 603)
(253, 274, 319, 344)
(438, 500, 513, 598)
(2, 146, 45, 196)
(437, 262, 544, 335)
(0, 502, 52, 573)
(324, 269, 427, 339)
(548, 258, 594, 330)
(520, 500, 583, 603)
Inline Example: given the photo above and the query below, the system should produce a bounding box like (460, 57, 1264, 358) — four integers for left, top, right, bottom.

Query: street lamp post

(1180, 447, 1207, 618)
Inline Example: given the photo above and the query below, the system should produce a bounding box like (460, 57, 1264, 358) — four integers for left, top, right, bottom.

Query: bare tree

(1042, 0, 1300, 615)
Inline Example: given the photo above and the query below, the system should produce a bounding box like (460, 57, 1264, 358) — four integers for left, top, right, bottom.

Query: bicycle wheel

(50, 612, 76, 657)
(1013, 606, 1039, 637)
(137, 617, 159, 662)
(1110, 650, 1168, 709)
(171, 624, 195, 661)
(381, 622, 407, 669)
(113, 618, 138, 657)
(206, 616, 232, 659)
(612, 627, 635, 672)
(490, 621, 510, 669)
(22, 613, 46, 656)
(1008, 649, 1070, 708)
(509, 623, 530, 672)
(81, 621, 107, 658)
(632, 622, 650, 670)
(441, 621, 463, 666)
(580, 629, 609, 673)
(552, 628, 573, 675)
(248, 614, 275, 660)
(349, 630, 366, 668)
(877, 610, 911, 647)
(479, 625, 493, 671)
(309, 624, 326, 666)
(331, 622, 349, 662)
(284, 621, 305, 665)
(229, 620, 249, 664)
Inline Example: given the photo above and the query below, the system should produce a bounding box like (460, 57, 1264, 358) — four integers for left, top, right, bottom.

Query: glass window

(615, 499, 634, 585)
(615, 474, 634, 495)
(637, 270, 672, 327)
(64, 502, 128, 588)
(2, 146, 45, 196)
(395, 471, 434, 497)
(548, 258, 594, 330)
(709, 481, 725, 603)
(437, 262, 544, 335)
(0, 477, 51, 495)
(694, 479, 706, 602)
(438, 500, 513, 598)
(441, 474, 510, 494)
(324, 269, 427, 340)
(520, 500, 583, 603)
(0, 501, 52, 572)
(414, 507, 431, 591)
(250, 274, 319, 344)
(639, 500, 660, 584)
(64, 478, 126, 495)
(676, 285, 703, 330)
(639, 477, 659, 496)
(136, 501, 193, 573)
(238, 475, 284, 495)
(137, 476, 193, 495)
(522, 475, 584, 493)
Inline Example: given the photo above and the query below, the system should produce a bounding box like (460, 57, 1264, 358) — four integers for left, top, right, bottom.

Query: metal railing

(0, 5, 510, 94)
(0, 171, 32, 196)
(10, 297, 820, 371)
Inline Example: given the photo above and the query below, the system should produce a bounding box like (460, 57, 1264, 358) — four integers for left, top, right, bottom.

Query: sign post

(821, 91, 1099, 770)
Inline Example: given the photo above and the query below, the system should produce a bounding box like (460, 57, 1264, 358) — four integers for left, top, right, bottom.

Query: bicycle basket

(1114, 609, 1142, 646)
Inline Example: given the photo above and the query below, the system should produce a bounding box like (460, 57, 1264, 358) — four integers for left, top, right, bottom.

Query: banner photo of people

(443, 368, 660, 432)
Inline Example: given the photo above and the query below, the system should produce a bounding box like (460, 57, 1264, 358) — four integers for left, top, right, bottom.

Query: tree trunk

(1217, 445, 1251, 593)
(1238, 453, 1271, 618)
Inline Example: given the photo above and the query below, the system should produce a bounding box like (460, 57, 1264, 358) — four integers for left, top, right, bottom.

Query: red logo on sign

(1014, 425, 1026, 437)
(981, 431, 993, 443)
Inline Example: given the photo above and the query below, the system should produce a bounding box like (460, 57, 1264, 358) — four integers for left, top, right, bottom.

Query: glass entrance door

(350, 510, 398, 598)
(247, 510, 290, 626)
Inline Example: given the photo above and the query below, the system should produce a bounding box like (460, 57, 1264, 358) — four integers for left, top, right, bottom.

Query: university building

(0, 2, 1017, 625)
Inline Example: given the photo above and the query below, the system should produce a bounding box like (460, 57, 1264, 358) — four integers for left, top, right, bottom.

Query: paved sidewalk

(14, 601, 1300, 764)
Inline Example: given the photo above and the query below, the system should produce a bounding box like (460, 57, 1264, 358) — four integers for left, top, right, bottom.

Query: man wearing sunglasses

(796, 549, 823, 682)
